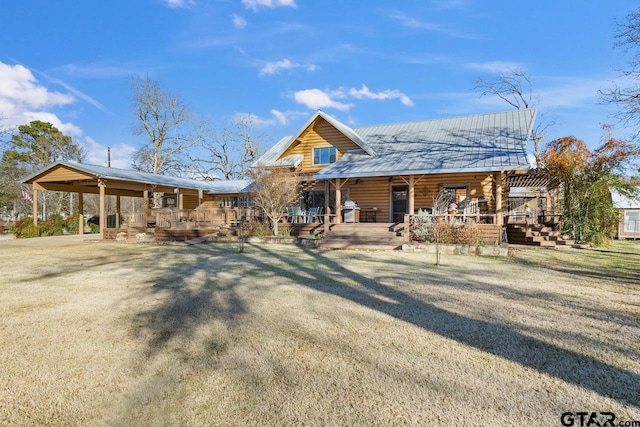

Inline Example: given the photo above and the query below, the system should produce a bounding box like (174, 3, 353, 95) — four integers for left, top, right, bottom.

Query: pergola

(22, 162, 228, 239)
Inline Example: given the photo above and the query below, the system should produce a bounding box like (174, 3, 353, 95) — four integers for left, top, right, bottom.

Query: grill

(342, 200, 360, 223)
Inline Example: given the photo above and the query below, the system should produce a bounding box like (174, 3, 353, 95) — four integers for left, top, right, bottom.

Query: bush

(39, 214, 65, 236)
(246, 222, 271, 237)
(64, 214, 80, 233)
(412, 212, 484, 245)
(11, 217, 40, 238)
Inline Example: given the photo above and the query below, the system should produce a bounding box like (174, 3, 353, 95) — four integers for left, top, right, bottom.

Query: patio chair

(307, 207, 323, 223)
(291, 206, 302, 223)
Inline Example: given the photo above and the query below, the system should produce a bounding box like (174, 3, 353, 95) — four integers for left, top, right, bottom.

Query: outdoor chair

(290, 206, 302, 223)
(307, 207, 323, 223)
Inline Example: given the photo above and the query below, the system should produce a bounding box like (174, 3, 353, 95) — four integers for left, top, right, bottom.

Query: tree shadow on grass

(242, 244, 639, 409)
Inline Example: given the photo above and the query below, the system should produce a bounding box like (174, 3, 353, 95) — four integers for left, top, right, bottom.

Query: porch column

(115, 195, 121, 229)
(335, 178, 341, 224)
(178, 191, 184, 210)
(78, 192, 84, 235)
(143, 189, 149, 226)
(495, 171, 503, 226)
(32, 188, 38, 226)
(99, 179, 106, 239)
(408, 175, 415, 215)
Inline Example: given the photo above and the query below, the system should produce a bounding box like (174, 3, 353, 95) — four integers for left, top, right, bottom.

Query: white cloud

(349, 84, 414, 107)
(260, 59, 295, 76)
(83, 137, 136, 169)
(232, 111, 276, 127)
(162, 0, 195, 8)
(387, 11, 481, 39)
(271, 109, 288, 125)
(259, 58, 317, 76)
(233, 14, 247, 29)
(242, 0, 296, 11)
(0, 62, 83, 134)
(293, 85, 413, 111)
(294, 89, 352, 111)
(269, 109, 307, 125)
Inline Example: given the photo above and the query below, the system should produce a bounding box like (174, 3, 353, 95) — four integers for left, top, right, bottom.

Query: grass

(0, 239, 639, 426)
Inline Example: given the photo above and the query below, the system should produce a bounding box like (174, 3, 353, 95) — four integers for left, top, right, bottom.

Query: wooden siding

(36, 165, 94, 182)
(280, 117, 362, 173)
(301, 172, 500, 222)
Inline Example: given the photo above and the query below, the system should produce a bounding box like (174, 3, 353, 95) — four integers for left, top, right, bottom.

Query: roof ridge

(354, 109, 535, 130)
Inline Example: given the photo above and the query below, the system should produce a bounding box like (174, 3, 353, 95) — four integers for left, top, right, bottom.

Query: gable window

(313, 146, 337, 165)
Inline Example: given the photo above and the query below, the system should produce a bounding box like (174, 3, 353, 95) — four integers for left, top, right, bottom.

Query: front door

(391, 185, 408, 223)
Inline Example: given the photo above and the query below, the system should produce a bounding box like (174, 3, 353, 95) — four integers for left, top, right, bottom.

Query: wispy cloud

(259, 58, 317, 76)
(58, 62, 146, 79)
(162, 0, 195, 8)
(242, 0, 296, 12)
(233, 14, 247, 29)
(463, 61, 525, 74)
(387, 11, 482, 39)
(349, 84, 414, 107)
(84, 137, 136, 169)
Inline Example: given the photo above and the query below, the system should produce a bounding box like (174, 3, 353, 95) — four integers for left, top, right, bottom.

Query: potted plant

(447, 203, 458, 214)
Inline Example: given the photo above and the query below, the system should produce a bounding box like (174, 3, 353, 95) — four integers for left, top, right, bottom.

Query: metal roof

(611, 187, 640, 209)
(23, 161, 250, 194)
(314, 109, 536, 179)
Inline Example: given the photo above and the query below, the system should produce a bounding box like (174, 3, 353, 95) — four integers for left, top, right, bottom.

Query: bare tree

(190, 115, 266, 180)
(250, 166, 299, 236)
(600, 7, 640, 140)
(130, 75, 196, 176)
(475, 69, 553, 165)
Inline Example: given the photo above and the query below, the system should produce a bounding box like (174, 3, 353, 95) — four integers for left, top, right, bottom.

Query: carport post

(98, 179, 106, 239)
(32, 188, 38, 226)
(78, 192, 84, 235)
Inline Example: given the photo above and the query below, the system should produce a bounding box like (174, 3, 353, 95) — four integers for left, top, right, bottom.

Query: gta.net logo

(560, 411, 640, 427)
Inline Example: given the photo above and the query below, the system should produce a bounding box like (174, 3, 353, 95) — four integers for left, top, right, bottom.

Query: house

(22, 109, 546, 246)
(612, 187, 640, 240)
(257, 109, 534, 228)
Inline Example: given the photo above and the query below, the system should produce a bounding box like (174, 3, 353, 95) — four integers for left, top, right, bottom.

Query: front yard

(0, 238, 638, 426)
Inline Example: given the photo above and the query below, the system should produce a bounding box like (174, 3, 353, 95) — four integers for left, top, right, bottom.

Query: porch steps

(319, 223, 406, 250)
(506, 224, 575, 248)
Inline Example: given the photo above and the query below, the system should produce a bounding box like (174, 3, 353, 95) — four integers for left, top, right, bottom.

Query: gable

(279, 116, 363, 173)
(30, 164, 95, 182)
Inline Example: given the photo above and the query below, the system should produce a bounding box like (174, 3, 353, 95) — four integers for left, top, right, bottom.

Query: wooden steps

(320, 223, 406, 250)
(506, 224, 575, 248)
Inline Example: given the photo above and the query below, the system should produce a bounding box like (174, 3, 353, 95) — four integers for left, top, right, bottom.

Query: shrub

(246, 222, 271, 237)
(39, 214, 65, 236)
(411, 213, 484, 245)
(11, 217, 40, 239)
(65, 214, 80, 233)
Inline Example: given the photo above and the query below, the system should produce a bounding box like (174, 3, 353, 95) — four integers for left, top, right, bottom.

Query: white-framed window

(624, 210, 640, 232)
(313, 146, 337, 165)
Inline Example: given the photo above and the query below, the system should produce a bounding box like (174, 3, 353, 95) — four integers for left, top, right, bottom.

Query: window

(313, 146, 337, 165)
(624, 211, 640, 232)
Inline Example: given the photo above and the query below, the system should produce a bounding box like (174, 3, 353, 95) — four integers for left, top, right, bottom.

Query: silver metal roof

(23, 161, 251, 194)
(314, 109, 536, 179)
(611, 187, 640, 209)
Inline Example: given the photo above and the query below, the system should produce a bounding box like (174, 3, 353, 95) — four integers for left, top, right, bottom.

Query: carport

(22, 161, 219, 239)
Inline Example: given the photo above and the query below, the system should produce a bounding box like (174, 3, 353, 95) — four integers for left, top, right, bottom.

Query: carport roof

(22, 161, 250, 195)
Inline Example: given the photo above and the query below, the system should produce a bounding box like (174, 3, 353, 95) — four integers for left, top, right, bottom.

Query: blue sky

(1, 0, 638, 169)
